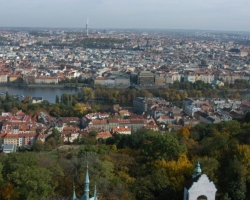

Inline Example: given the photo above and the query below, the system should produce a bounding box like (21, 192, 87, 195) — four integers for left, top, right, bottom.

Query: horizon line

(0, 26, 250, 33)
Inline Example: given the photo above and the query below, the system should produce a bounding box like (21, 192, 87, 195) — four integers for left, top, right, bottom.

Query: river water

(0, 86, 79, 103)
(1, 85, 250, 104)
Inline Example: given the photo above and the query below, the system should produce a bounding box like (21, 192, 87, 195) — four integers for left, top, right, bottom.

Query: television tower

(86, 18, 89, 37)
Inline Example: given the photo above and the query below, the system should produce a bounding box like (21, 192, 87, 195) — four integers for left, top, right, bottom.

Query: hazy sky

(0, 0, 249, 31)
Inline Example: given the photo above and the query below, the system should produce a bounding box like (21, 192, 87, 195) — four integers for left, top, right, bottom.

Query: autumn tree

(178, 126, 191, 138)
(0, 183, 18, 200)
(153, 154, 193, 196)
(73, 103, 87, 117)
(82, 88, 94, 101)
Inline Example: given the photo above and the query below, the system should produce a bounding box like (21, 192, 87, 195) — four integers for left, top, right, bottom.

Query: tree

(51, 128, 61, 144)
(5, 91, 10, 101)
(50, 105, 61, 117)
(55, 95, 60, 103)
(89, 131, 98, 138)
(73, 103, 86, 117)
(141, 133, 187, 163)
(10, 107, 18, 114)
(223, 159, 246, 200)
(45, 137, 56, 149)
(218, 120, 241, 136)
(235, 145, 250, 182)
(3, 102, 13, 112)
(178, 126, 191, 138)
(0, 183, 18, 200)
(221, 193, 231, 200)
(22, 96, 31, 104)
(197, 157, 219, 186)
(82, 88, 94, 101)
(61, 94, 69, 105)
(0, 153, 55, 200)
(244, 111, 250, 123)
(33, 140, 44, 152)
(91, 104, 100, 112)
(232, 92, 241, 99)
(154, 154, 193, 196)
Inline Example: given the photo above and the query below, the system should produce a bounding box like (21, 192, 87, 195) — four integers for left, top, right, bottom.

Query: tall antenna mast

(86, 17, 89, 37)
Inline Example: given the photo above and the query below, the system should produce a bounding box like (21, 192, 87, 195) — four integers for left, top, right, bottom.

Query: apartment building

(35, 76, 58, 84)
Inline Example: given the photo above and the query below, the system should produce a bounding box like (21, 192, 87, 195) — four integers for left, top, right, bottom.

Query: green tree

(141, 133, 187, 163)
(33, 140, 44, 152)
(0, 153, 54, 200)
(45, 137, 56, 149)
(61, 94, 69, 105)
(5, 91, 10, 101)
(89, 131, 98, 138)
(50, 105, 61, 117)
(51, 128, 61, 144)
(55, 95, 60, 103)
(223, 159, 246, 200)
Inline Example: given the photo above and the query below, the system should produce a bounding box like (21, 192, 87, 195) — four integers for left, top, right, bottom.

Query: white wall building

(183, 163, 217, 200)
(184, 105, 202, 117)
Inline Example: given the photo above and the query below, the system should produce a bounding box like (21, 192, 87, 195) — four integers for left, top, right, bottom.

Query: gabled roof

(184, 174, 201, 190)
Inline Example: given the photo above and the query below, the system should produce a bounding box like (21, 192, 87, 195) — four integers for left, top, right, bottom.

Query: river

(0, 85, 79, 103)
(1, 85, 250, 104)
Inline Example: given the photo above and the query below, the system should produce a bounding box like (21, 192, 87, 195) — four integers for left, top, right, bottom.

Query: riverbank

(20, 84, 65, 88)
(0, 82, 80, 89)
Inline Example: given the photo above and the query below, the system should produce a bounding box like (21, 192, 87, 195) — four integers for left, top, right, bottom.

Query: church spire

(93, 184, 98, 200)
(192, 161, 202, 178)
(72, 184, 77, 200)
(85, 164, 90, 184)
(81, 164, 90, 200)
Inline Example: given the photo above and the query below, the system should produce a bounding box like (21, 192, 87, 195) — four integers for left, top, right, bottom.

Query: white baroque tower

(183, 162, 217, 200)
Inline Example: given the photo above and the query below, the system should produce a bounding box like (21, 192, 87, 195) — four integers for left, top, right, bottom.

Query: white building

(199, 74, 214, 84)
(0, 73, 8, 83)
(112, 126, 131, 135)
(184, 105, 202, 117)
(183, 162, 217, 200)
(35, 76, 58, 84)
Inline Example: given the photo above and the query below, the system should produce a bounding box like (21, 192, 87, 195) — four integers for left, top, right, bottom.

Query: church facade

(183, 162, 217, 200)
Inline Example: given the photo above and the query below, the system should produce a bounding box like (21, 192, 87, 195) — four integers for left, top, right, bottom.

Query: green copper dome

(192, 161, 202, 178)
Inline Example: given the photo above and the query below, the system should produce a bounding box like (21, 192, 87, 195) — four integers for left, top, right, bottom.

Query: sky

(0, 0, 249, 31)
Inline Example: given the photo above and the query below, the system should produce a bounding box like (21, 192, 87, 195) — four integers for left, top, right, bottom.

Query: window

(197, 195, 207, 200)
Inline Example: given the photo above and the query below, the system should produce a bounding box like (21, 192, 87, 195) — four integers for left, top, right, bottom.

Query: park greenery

(73, 38, 127, 48)
(29, 31, 51, 37)
(2, 120, 250, 199)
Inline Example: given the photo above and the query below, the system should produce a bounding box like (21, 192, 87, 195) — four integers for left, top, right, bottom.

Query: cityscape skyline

(0, 0, 249, 32)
